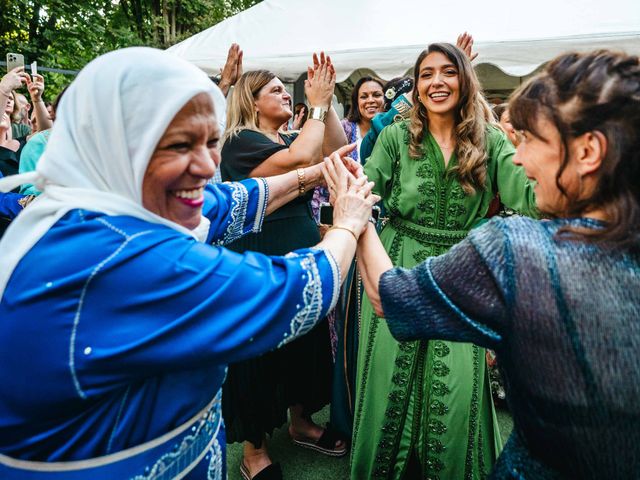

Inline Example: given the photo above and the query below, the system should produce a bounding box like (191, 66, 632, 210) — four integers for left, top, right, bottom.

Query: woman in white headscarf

(0, 47, 378, 479)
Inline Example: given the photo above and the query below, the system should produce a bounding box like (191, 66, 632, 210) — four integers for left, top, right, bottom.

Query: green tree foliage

(1, 0, 261, 97)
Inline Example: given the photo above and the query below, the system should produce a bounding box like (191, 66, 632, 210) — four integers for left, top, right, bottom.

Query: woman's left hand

(26, 73, 45, 102)
(305, 52, 335, 109)
(456, 32, 478, 61)
(322, 152, 379, 235)
(315, 143, 362, 205)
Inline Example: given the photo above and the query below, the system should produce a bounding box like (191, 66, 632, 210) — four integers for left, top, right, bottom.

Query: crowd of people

(0, 32, 638, 480)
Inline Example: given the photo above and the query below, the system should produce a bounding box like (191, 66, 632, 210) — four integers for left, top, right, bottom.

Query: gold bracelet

(307, 106, 328, 122)
(296, 168, 306, 195)
(329, 225, 358, 242)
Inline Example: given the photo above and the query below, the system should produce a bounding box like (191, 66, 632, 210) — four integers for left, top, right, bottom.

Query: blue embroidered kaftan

(0, 179, 340, 479)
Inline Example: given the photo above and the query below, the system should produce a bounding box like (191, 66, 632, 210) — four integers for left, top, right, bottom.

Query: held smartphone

(31, 61, 37, 76)
(319, 202, 380, 226)
(6, 53, 24, 72)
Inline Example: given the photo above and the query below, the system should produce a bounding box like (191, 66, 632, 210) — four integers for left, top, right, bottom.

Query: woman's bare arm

(248, 121, 326, 177)
(357, 223, 393, 317)
(322, 106, 347, 156)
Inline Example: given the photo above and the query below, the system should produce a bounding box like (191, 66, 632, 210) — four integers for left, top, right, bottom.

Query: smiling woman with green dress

(350, 43, 538, 479)
(352, 49, 640, 479)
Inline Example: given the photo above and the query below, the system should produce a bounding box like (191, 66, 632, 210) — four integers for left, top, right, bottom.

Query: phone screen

(319, 204, 380, 225)
(319, 204, 333, 225)
(6, 53, 25, 72)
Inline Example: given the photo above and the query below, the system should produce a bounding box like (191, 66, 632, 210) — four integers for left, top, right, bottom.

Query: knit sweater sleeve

(380, 218, 511, 350)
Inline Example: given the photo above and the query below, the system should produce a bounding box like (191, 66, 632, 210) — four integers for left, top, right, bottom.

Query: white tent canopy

(169, 0, 640, 86)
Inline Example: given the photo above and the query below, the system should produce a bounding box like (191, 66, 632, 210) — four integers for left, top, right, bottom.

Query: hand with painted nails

(305, 51, 335, 110)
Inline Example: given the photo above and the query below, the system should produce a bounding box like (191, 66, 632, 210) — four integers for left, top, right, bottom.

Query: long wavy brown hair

(509, 50, 640, 248)
(409, 43, 494, 194)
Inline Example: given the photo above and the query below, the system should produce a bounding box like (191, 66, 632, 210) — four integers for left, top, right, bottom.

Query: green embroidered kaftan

(352, 121, 537, 479)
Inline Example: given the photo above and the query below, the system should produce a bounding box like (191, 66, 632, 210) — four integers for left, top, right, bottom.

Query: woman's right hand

(0, 67, 28, 96)
(322, 152, 380, 236)
(304, 52, 335, 109)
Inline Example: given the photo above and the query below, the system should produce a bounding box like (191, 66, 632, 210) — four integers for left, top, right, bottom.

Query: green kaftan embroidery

(351, 121, 537, 480)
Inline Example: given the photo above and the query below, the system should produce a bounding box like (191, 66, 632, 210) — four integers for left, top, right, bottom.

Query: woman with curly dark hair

(350, 42, 537, 479)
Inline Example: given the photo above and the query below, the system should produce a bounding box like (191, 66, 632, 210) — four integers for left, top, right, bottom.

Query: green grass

(226, 405, 513, 480)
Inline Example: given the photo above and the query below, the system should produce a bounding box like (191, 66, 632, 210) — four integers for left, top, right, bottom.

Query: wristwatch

(307, 106, 328, 122)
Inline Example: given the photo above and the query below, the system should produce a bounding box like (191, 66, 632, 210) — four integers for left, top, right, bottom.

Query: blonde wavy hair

(409, 43, 495, 194)
(222, 69, 276, 145)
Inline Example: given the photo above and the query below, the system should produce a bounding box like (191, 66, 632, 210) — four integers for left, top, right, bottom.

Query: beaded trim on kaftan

(278, 250, 337, 347)
(213, 182, 249, 246)
(131, 391, 223, 480)
(206, 436, 223, 480)
(253, 178, 269, 233)
(0, 390, 224, 480)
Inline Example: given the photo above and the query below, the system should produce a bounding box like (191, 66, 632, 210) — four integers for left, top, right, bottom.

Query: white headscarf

(0, 47, 227, 297)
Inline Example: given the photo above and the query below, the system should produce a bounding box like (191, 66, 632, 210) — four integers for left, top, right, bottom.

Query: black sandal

(290, 424, 348, 457)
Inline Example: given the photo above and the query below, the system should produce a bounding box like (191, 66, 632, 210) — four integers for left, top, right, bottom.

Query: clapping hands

(218, 43, 243, 96)
(305, 52, 335, 109)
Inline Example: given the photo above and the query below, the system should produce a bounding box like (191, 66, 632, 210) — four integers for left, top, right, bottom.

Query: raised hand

(291, 105, 306, 130)
(309, 52, 336, 79)
(304, 51, 336, 109)
(218, 43, 244, 96)
(456, 32, 478, 61)
(26, 73, 45, 102)
(0, 67, 29, 97)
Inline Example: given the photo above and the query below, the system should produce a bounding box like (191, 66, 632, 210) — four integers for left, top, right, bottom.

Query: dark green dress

(220, 129, 333, 447)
